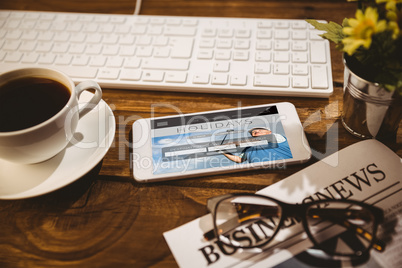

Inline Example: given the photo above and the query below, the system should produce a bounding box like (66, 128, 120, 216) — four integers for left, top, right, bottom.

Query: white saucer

(0, 91, 115, 199)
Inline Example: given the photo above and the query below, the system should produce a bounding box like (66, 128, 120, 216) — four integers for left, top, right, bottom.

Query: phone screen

(150, 105, 293, 175)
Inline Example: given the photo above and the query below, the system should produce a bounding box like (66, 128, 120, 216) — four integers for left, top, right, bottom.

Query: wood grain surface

(0, 0, 401, 267)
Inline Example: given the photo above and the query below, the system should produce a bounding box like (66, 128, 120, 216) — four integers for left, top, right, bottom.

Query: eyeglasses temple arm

(309, 208, 386, 252)
(341, 219, 386, 252)
(203, 216, 241, 241)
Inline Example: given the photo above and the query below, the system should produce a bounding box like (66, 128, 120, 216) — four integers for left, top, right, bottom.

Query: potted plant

(307, 0, 402, 141)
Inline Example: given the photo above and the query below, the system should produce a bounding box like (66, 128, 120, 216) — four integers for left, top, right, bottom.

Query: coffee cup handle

(74, 81, 103, 118)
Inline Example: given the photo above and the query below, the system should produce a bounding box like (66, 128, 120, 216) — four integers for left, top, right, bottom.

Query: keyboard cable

(133, 0, 142, 15)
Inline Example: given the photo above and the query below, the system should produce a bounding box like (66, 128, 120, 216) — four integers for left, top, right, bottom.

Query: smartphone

(132, 102, 311, 182)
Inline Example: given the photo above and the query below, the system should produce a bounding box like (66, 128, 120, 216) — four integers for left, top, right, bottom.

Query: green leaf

(342, 18, 349, 28)
(306, 19, 345, 43)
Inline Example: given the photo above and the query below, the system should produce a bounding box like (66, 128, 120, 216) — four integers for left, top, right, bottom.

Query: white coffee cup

(0, 68, 102, 164)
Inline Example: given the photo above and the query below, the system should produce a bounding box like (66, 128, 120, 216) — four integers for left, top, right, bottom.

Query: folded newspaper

(164, 140, 402, 267)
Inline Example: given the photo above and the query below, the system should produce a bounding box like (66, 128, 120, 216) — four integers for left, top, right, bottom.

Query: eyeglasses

(204, 193, 385, 258)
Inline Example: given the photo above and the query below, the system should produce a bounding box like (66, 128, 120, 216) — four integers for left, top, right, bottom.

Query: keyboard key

(292, 31, 307, 40)
(53, 32, 70, 42)
(90, 56, 107, 67)
(165, 72, 187, 83)
(211, 74, 228, 85)
(274, 30, 289, 39)
(142, 71, 164, 82)
(86, 33, 103, 44)
(310, 41, 327, 63)
(2, 40, 20, 51)
(166, 18, 182, 25)
(215, 50, 231, 60)
(202, 28, 216, 37)
(72, 55, 89, 66)
(199, 39, 215, 48)
(102, 34, 119, 44)
(107, 57, 124, 68)
(124, 58, 141, 68)
(274, 51, 289, 62)
(310, 31, 325, 40)
(38, 53, 56, 64)
(153, 36, 169, 46)
(292, 40, 308, 51)
(216, 39, 232, 49)
(293, 76, 309, 88)
(230, 74, 247, 86)
(182, 18, 198, 26)
(4, 51, 23, 62)
(21, 52, 39, 63)
(292, 64, 309, 75)
(274, 40, 289, 51)
(150, 18, 165, 25)
(21, 31, 38, 40)
(235, 29, 251, 38)
(136, 36, 152, 45)
(233, 51, 249, 61)
(52, 42, 70, 53)
(273, 63, 289, 74)
(193, 73, 210, 84)
(36, 41, 53, 52)
(69, 43, 86, 54)
(55, 54, 72, 65)
(274, 21, 289, 29)
(234, 40, 250, 49)
(120, 35, 136, 45)
(154, 47, 170, 57)
(120, 69, 142, 81)
(6, 29, 22, 39)
(218, 29, 234, 38)
(136, 46, 153, 57)
(213, 62, 230, 72)
(86, 44, 103, 55)
(257, 21, 273, 28)
(37, 31, 54, 41)
(255, 63, 271, 74)
(37, 21, 52, 31)
(291, 52, 308, 63)
(256, 40, 272, 50)
(257, 29, 272, 39)
(254, 75, 289, 87)
(292, 21, 307, 29)
(147, 26, 163, 35)
(311, 65, 329, 89)
(198, 50, 214, 59)
(98, 69, 120, 80)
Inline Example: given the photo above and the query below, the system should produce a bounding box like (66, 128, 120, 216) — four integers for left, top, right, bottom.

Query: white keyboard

(0, 10, 333, 98)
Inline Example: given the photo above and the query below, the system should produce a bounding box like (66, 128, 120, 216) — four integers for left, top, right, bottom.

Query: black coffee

(0, 77, 71, 132)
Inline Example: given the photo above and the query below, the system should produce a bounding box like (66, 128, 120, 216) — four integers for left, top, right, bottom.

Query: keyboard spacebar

(57, 66, 98, 78)
(142, 59, 189, 70)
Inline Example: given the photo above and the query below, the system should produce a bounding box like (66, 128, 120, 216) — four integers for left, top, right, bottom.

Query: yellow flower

(376, 0, 402, 12)
(389, 21, 400, 38)
(342, 7, 388, 55)
(379, 0, 402, 39)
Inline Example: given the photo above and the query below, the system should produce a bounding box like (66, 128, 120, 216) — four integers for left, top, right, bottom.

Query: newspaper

(163, 140, 402, 267)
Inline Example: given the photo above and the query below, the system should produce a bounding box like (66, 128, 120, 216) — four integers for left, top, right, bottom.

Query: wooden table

(0, 0, 401, 267)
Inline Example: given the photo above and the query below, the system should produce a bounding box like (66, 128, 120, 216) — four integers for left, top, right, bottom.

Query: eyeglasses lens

(215, 196, 282, 248)
(305, 202, 376, 256)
